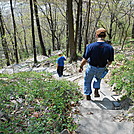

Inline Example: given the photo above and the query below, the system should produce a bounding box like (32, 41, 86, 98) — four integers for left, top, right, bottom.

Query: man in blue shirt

(56, 53, 66, 77)
(79, 28, 114, 100)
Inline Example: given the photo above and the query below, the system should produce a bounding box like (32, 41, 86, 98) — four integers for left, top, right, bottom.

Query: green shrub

(115, 53, 126, 61)
(110, 55, 134, 100)
(0, 71, 82, 133)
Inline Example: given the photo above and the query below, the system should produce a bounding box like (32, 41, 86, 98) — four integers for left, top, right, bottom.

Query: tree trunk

(108, 13, 114, 40)
(0, 9, 10, 66)
(34, 0, 47, 56)
(84, 0, 91, 52)
(17, 34, 24, 60)
(48, 3, 56, 51)
(67, 0, 77, 63)
(132, 20, 134, 39)
(30, 0, 37, 64)
(78, 0, 82, 53)
(119, 29, 124, 46)
(66, 7, 69, 57)
(10, 0, 19, 64)
(113, 19, 118, 41)
(66, 27, 69, 57)
(74, 0, 81, 53)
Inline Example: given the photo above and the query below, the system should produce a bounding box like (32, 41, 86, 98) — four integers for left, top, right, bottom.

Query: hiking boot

(85, 95, 91, 100)
(94, 88, 100, 97)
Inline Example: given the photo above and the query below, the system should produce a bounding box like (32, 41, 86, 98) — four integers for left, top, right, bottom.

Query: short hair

(97, 32, 106, 38)
(96, 28, 107, 38)
(58, 53, 62, 56)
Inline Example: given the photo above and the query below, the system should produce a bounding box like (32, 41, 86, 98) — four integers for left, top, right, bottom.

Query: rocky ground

(0, 54, 133, 134)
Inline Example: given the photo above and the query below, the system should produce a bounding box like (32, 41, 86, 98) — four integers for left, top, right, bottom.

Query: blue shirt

(56, 56, 66, 66)
(83, 42, 114, 67)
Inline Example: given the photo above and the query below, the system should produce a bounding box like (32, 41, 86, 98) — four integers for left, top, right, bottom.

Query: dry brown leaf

(31, 112, 39, 118)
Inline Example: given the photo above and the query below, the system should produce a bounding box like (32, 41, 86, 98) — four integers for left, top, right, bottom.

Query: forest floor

(0, 54, 133, 134)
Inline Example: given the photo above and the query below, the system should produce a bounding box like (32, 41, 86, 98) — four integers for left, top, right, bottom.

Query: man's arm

(79, 58, 87, 72)
(107, 47, 114, 67)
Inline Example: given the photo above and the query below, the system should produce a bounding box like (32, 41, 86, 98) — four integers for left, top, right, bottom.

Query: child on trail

(56, 53, 66, 77)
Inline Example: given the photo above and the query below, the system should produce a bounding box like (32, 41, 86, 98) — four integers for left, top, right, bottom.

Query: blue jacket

(56, 56, 66, 66)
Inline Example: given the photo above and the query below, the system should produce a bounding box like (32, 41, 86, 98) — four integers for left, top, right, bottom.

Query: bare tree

(33, 0, 47, 56)
(10, 0, 19, 64)
(74, 0, 81, 53)
(30, 0, 37, 63)
(66, 6, 69, 57)
(84, 0, 91, 51)
(132, 20, 134, 39)
(67, 0, 77, 62)
(78, 0, 83, 53)
(39, 3, 62, 51)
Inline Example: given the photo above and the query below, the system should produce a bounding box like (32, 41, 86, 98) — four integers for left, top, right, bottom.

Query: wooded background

(0, 0, 134, 66)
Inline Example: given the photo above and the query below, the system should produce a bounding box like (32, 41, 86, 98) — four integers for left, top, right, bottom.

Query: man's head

(96, 28, 107, 38)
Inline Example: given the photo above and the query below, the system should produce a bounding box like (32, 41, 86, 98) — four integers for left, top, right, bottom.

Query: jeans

(57, 66, 64, 77)
(84, 65, 106, 95)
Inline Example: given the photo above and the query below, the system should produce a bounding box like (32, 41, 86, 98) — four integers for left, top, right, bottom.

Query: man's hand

(106, 61, 112, 67)
(79, 58, 87, 73)
(79, 68, 83, 72)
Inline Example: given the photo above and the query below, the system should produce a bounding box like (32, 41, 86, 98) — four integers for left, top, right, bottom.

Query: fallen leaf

(31, 112, 39, 118)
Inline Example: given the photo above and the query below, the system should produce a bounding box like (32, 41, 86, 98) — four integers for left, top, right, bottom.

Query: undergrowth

(109, 49, 134, 101)
(0, 71, 83, 134)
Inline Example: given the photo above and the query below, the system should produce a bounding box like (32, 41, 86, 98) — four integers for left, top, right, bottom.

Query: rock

(19, 67, 33, 72)
(1, 69, 14, 74)
(120, 98, 133, 110)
